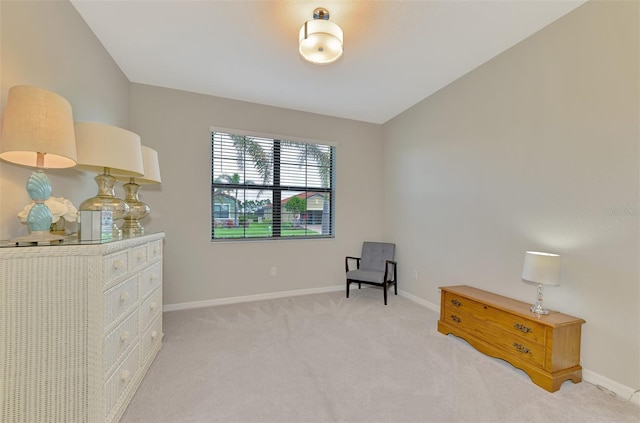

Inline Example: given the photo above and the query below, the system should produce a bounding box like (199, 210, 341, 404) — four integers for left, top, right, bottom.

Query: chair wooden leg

(383, 281, 388, 305)
(346, 280, 350, 298)
(394, 280, 398, 295)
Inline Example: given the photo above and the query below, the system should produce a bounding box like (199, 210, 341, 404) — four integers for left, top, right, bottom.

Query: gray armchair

(345, 242, 397, 305)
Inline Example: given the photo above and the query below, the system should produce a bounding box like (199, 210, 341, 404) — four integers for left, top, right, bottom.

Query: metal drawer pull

(450, 299, 461, 307)
(514, 323, 532, 333)
(513, 342, 530, 354)
(450, 315, 461, 323)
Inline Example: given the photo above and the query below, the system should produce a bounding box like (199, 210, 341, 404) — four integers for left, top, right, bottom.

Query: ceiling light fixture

(299, 7, 343, 65)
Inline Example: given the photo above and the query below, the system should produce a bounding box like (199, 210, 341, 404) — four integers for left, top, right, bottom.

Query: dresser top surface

(0, 232, 165, 257)
(440, 285, 585, 327)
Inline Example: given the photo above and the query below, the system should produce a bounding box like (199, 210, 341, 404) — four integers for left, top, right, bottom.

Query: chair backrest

(360, 242, 395, 272)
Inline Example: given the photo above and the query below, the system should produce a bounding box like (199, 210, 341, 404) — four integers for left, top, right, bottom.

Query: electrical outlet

(270, 267, 277, 277)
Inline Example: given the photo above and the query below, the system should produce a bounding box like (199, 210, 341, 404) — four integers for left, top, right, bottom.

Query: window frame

(210, 128, 336, 242)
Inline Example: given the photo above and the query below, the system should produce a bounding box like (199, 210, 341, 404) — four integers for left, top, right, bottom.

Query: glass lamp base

(530, 284, 550, 314)
(530, 303, 550, 315)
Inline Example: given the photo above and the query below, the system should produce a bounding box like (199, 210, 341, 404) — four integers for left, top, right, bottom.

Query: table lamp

(521, 251, 560, 315)
(74, 122, 144, 240)
(115, 146, 162, 237)
(0, 85, 77, 244)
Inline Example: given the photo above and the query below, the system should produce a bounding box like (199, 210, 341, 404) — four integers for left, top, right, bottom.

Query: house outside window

(211, 130, 335, 241)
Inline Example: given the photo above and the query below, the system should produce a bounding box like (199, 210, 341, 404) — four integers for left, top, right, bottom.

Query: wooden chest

(437, 285, 585, 392)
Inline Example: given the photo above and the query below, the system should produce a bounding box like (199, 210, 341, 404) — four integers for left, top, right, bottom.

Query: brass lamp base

(80, 172, 129, 240)
(121, 179, 150, 238)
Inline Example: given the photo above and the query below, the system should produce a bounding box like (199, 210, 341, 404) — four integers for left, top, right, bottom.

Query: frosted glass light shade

(299, 10, 343, 64)
(521, 251, 561, 286)
(0, 85, 76, 168)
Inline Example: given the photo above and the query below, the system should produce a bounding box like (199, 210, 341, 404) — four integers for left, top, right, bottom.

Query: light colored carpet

(120, 288, 640, 423)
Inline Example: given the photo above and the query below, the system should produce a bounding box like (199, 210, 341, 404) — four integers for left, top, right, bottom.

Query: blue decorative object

(25, 170, 54, 232)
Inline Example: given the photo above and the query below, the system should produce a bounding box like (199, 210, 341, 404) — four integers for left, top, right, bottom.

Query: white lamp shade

(115, 145, 162, 184)
(521, 251, 561, 286)
(0, 85, 77, 168)
(299, 19, 344, 64)
(74, 122, 144, 176)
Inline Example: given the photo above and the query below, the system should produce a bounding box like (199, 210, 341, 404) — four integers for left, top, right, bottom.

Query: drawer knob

(120, 331, 130, 342)
(151, 330, 158, 339)
(150, 302, 157, 311)
(514, 323, 532, 334)
(153, 247, 160, 255)
(513, 342, 530, 354)
(113, 260, 124, 272)
(119, 292, 130, 302)
(450, 299, 461, 307)
(450, 315, 461, 323)
(137, 251, 146, 261)
(150, 273, 158, 282)
(120, 369, 131, 381)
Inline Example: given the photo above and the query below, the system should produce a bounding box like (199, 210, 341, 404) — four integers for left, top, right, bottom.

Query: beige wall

(0, 0, 130, 239)
(2, 0, 638, 394)
(130, 83, 383, 305)
(382, 1, 639, 389)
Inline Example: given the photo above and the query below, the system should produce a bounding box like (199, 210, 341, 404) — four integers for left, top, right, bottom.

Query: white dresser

(0, 232, 164, 423)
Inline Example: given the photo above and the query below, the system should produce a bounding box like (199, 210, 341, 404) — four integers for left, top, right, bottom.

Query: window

(211, 130, 335, 240)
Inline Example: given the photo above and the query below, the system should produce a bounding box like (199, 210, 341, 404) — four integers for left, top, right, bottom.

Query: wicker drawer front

(104, 344, 140, 419)
(444, 291, 546, 345)
(104, 251, 129, 287)
(140, 262, 162, 299)
(140, 287, 162, 331)
(141, 314, 162, 365)
(130, 245, 148, 271)
(104, 276, 139, 329)
(148, 240, 162, 262)
(443, 307, 545, 368)
(104, 311, 139, 377)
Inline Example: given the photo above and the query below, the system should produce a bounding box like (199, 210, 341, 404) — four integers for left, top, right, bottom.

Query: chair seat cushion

(347, 269, 385, 284)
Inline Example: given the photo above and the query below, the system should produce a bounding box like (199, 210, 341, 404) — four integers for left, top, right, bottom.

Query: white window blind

(211, 131, 335, 240)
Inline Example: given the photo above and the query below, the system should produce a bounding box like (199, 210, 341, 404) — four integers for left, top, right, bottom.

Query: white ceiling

(70, 0, 586, 124)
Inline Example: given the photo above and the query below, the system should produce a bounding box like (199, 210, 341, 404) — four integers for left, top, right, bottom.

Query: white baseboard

(164, 285, 344, 312)
(582, 368, 640, 406)
(398, 289, 440, 312)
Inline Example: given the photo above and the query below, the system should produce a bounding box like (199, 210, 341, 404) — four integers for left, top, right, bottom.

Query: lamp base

(530, 283, 551, 315)
(530, 304, 550, 315)
(121, 219, 145, 238)
(12, 230, 66, 245)
(121, 180, 150, 238)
